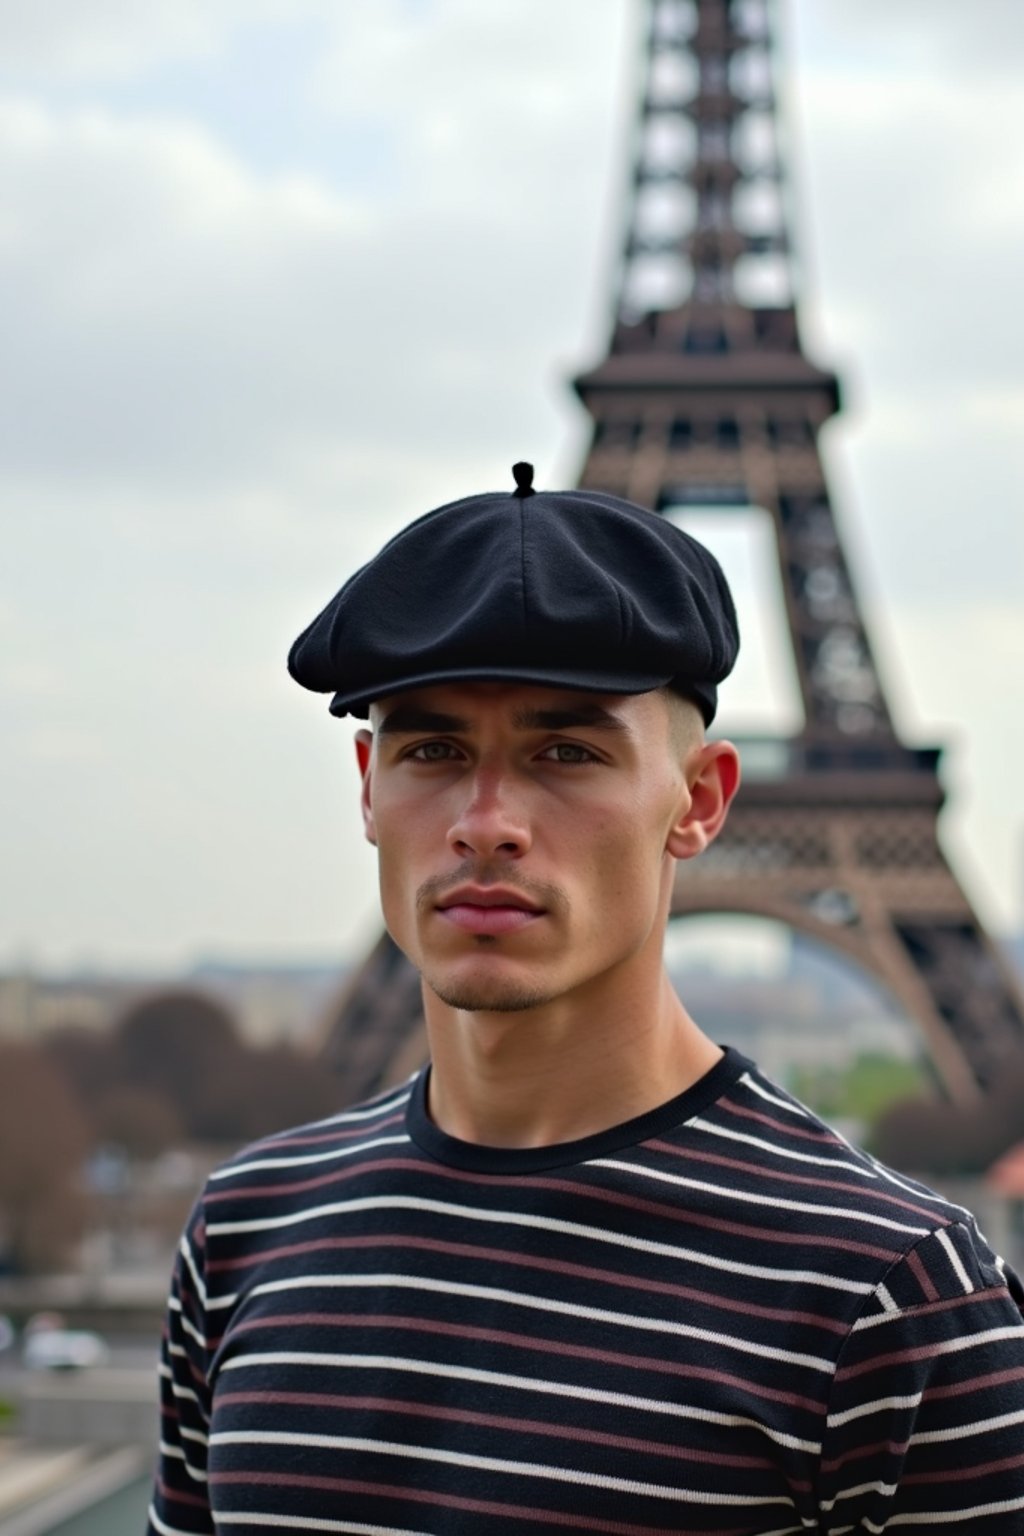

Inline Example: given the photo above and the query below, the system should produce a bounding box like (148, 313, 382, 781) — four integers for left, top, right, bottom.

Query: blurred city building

(0, 960, 349, 1048)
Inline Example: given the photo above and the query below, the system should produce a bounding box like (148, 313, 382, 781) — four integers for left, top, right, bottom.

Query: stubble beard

(425, 964, 555, 1015)
(414, 865, 570, 1015)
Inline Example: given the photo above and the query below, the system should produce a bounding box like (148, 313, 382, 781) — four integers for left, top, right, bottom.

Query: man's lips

(435, 887, 545, 936)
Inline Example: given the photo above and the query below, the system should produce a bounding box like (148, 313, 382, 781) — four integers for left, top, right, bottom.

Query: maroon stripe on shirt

(213, 1387, 786, 1471)
(205, 1228, 850, 1336)
(221, 1310, 828, 1413)
(905, 1245, 940, 1302)
(924, 1361, 1024, 1401)
(206, 1154, 901, 1264)
(209, 1469, 778, 1536)
(245, 1110, 406, 1151)
(898, 1449, 1024, 1486)
(834, 1289, 1008, 1383)
(717, 1096, 849, 1145)
(645, 1140, 950, 1224)
(158, 1478, 209, 1511)
(820, 1437, 910, 1476)
(505, 1171, 898, 1263)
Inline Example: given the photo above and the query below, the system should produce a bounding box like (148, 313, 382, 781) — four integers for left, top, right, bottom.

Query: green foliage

(790, 1053, 929, 1132)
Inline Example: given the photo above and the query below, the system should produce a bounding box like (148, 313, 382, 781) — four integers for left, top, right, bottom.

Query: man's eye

(409, 741, 459, 762)
(541, 742, 598, 765)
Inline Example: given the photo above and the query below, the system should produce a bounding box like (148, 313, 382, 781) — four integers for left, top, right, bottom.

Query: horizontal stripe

(208, 1468, 727, 1536)
(820, 1435, 910, 1476)
(850, 1288, 1004, 1335)
(925, 1361, 1024, 1402)
(841, 1307, 1020, 1376)
(210, 1428, 802, 1507)
(148, 1505, 211, 1536)
(260, 1110, 406, 1151)
(291, 1086, 412, 1130)
(219, 1351, 822, 1453)
(204, 1193, 876, 1298)
(820, 1475, 897, 1511)
(721, 1098, 851, 1148)
(216, 1516, 430, 1536)
(885, 1491, 1024, 1524)
(214, 1386, 782, 1470)
(225, 1310, 827, 1412)
(205, 1226, 851, 1339)
(157, 1478, 208, 1512)
(827, 1392, 923, 1430)
(212, 1468, 801, 1536)
(900, 1448, 1024, 1486)
(218, 1269, 836, 1372)
(646, 1140, 946, 1224)
(909, 1402, 1024, 1445)
(690, 1116, 881, 1178)
(158, 1442, 207, 1484)
(207, 1151, 904, 1270)
(210, 1133, 409, 1179)
(863, 1158, 968, 1213)
(737, 1073, 813, 1119)
(593, 1157, 929, 1238)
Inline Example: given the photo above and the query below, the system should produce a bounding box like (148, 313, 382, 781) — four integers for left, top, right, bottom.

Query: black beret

(287, 465, 739, 725)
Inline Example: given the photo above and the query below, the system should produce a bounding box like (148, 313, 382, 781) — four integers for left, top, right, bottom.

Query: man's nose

(447, 765, 531, 860)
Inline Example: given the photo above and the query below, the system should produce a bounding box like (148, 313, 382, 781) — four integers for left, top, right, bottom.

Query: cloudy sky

(2, 0, 1022, 973)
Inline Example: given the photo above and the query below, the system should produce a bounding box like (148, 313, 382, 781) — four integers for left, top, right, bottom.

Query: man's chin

(425, 971, 553, 1015)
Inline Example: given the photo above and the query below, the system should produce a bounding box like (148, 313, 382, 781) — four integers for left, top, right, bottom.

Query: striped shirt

(148, 1047, 1024, 1534)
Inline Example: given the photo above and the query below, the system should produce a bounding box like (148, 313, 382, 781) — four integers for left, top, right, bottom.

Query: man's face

(356, 681, 707, 1016)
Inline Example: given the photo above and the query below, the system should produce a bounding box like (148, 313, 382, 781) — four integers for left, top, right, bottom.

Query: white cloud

(0, 76, 612, 509)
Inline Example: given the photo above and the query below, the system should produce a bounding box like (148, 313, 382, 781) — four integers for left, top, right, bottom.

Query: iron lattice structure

(323, 0, 1024, 1106)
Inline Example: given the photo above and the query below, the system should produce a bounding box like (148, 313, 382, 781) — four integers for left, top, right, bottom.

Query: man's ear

(354, 729, 377, 846)
(666, 741, 741, 861)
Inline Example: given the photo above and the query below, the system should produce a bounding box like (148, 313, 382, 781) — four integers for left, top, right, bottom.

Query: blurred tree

(222, 1044, 344, 1143)
(46, 1026, 112, 1104)
(47, 988, 347, 1159)
(103, 990, 342, 1145)
(0, 1041, 91, 1273)
(91, 1084, 184, 1160)
(111, 990, 245, 1142)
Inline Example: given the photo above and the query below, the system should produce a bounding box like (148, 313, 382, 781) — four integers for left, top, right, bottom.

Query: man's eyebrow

(376, 707, 470, 735)
(376, 703, 631, 735)
(511, 705, 629, 732)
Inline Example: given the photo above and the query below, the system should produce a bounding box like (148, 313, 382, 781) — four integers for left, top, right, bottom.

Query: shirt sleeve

(818, 1219, 1024, 1532)
(147, 1196, 216, 1536)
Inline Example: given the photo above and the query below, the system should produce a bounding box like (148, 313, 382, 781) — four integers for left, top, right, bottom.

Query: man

(150, 467, 1024, 1535)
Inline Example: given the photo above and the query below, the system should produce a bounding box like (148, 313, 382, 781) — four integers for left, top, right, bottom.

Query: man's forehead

(371, 682, 653, 734)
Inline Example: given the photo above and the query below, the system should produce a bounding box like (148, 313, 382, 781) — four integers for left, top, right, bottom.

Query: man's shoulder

(660, 1052, 988, 1275)
(198, 1074, 419, 1218)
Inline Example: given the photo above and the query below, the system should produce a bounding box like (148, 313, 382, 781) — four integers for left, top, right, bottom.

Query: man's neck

(422, 968, 722, 1149)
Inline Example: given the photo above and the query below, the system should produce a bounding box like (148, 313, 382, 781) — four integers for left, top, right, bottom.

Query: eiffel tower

(323, 0, 1024, 1106)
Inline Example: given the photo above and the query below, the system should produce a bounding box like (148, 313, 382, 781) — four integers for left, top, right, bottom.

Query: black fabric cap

(287, 476, 740, 724)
